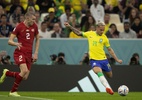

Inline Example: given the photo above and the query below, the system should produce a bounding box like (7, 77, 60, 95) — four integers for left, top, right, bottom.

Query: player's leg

(101, 60, 114, 95)
(92, 66, 111, 88)
(22, 70, 30, 80)
(105, 71, 113, 78)
(9, 63, 29, 97)
(0, 69, 20, 84)
(22, 57, 31, 80)
(93, 67, 114, 95)
(0, 69, 9, 83)
(90, 60, 114, 95)
(1, 51, 21, 81)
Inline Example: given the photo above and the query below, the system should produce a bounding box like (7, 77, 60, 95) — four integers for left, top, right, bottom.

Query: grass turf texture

(0, 92, 141, 100)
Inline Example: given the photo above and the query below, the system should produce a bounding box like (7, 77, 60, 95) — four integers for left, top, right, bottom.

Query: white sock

(99, 76, 110, 88)
(97, 72, 110, 88)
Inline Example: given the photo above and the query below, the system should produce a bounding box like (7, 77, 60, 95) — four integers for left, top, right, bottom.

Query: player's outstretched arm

(107, 47, 123, 64)
(64, 22, 82, 36)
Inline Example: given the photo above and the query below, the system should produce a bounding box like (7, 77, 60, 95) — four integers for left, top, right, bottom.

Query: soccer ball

(118, 85, 129, 96)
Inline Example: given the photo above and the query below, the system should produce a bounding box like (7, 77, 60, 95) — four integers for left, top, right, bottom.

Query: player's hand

(117, 59, 123, 64)
(32, 53, 38, 62)
(16, 42, 22, 50)
(64, 22, 70, 27)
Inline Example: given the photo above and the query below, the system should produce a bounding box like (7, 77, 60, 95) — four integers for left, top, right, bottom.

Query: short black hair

(58, 52, 65, 57)
(133, 53, 139, 57)
(50, 54, 57, 61)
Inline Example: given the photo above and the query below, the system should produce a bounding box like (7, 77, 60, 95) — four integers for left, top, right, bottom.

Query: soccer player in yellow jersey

(64, 21, 122, 95)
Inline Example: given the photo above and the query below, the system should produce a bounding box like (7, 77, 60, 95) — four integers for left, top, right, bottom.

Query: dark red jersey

(13, 22, 38, 52)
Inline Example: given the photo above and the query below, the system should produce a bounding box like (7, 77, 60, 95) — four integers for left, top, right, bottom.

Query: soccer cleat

(0, 69, 9, 84)
(106, 88, 114, 95)
(9, 92, 21, 97)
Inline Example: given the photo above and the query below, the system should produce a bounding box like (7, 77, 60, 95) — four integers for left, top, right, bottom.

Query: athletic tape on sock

(97, 72, 104, 77)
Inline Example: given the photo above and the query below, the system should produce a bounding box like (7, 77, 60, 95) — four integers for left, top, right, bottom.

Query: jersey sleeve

(12, 25, 20, 35)
(82, 31, 90, 38)
(104, 37, 110, 48)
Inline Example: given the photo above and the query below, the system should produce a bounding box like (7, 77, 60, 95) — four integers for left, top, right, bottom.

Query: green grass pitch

(0, 92, 142, 100)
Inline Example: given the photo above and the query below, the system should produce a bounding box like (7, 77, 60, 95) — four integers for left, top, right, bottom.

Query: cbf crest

(99, 38, 103, 43)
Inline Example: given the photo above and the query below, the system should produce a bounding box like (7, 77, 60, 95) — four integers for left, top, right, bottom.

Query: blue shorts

(90, 59, 112, 72)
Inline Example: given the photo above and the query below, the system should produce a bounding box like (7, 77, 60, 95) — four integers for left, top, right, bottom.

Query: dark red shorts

(14, 50, 32, 70)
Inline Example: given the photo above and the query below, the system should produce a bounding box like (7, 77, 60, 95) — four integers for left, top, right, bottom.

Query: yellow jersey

(105, 0, 118, 7)
(69, 31, 82, 38)
(83, 31, 110, 60)
(104, 23, 111, 34)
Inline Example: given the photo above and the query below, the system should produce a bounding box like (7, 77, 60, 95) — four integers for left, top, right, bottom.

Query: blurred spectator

(26, 6, 36, 14)
(87, 0, 93, 9)
(39, 21, 52, 38)
(47, 54, 57, 65)
(88, 25, 96, 31)
(106, 23, 120, 38)
(102, 0, 119, 13)
(20, 0, 28, 10)
(21, 0, 40, 12)
(54, 0, 63, 8)
(90, 0, 105, 22)
(51, 23, 67, 38)
(120, 0, 139, 21)
(80, 10, 91, 29)
(82, 15, 96, 32)
(119, 21, 137, 38)
(36, 0, 56, 13)
(0, 0, 8, 8)
(79, 52, 89, 65)
(69, 24, 82, 38)
(0, 51, 11, 65)
(71, 0, 87, 19)
(16, 14, 25, 25)
(9, 0, 24, 14)
(44, 8, 59, 31)
(0, 55, 11, 65)
(9, 6, 22, 28)
(117, 0, 124, 21)
(106, 53, 116, 65)
(69, 13, 79, 28)
(104, 13, 111, 34)
(129, 53, 140, 65)
(60, 0, 74, 12)
(131, 17, 142, 38)
(87, 0, 103, 8)
(60, 6, 71, 29)
(128, 8, 139, 25)
(71, 0, 87, 12)
(0, 14, 13, 37)
(54, 52, 66, 65)
(34, 11, 42, 28)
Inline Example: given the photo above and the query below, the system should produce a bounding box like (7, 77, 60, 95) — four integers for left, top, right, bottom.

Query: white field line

(0, 95, 53, 100)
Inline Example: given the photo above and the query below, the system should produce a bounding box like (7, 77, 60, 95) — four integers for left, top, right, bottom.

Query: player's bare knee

(22, 69, 29, 75)
(23, 76, 28, 80)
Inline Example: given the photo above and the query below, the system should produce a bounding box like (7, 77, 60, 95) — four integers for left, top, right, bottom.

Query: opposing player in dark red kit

(0, 12, 40, 97)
